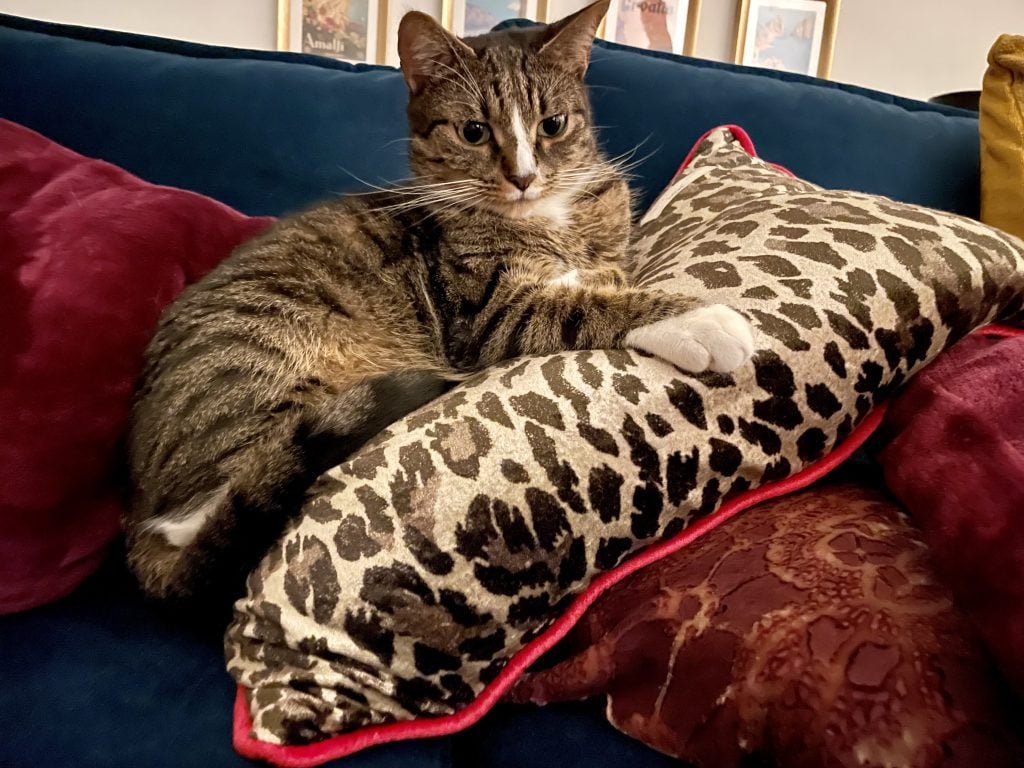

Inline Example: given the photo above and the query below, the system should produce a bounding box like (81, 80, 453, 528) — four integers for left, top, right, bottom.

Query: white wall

(0, 0, 278, 50)
(2, 0, 1021, 100)
(828, 0, 1024, 99)
(694, 0, 1024, 100)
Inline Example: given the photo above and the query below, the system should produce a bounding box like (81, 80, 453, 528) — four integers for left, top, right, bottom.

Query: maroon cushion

(511, 482, 1023, 768)
(879, 331, 1024, 692)
(0, 119, 272, 613)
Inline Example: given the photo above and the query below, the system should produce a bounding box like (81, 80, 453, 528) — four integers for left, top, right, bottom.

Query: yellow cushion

(981, 34, 1024, 238)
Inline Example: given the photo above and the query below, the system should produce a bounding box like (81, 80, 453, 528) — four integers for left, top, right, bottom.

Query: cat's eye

(460, 121, 491, 146)
(538, 114, 568, 138)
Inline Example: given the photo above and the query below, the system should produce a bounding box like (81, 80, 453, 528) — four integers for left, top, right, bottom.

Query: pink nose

(505, 173, 536, 191)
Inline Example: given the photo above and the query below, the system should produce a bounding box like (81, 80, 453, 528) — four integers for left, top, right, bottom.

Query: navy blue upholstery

(0, 561, 678, 768)
(0, 11, 978, 767)
(0, 13, 978, 219)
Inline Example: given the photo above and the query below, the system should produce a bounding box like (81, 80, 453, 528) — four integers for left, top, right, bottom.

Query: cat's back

(199, 192, 406, 285)
(132, 191, 426, 417)
(127, 190, 440, 513)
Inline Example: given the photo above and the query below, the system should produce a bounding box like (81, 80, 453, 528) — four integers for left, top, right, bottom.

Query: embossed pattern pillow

(510, 482, 1024, 768)
(225, 126, 1024, 766)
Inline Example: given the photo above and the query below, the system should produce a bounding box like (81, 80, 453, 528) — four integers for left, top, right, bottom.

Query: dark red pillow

(879, 331, 1024, 692)
(511, 482, 1024, 768)
(0, 119, 273, 613)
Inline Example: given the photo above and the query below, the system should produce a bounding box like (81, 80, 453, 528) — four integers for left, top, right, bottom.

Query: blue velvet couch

(0, 12, 981, 768)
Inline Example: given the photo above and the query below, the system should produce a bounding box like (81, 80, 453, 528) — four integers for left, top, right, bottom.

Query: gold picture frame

(441, 0, 549, 37)
(599, 0, 702, 57)
(277, 0, 390, 65)
(733, 0, 840, 78)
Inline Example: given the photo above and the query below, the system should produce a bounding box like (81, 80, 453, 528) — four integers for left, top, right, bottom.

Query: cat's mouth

(503, 187, 543, 203)
(487, 185, 546, 218)
(483, 190, 569, 224)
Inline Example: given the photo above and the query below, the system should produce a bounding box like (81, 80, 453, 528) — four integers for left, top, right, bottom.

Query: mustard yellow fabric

(981, 34, 1024, 238)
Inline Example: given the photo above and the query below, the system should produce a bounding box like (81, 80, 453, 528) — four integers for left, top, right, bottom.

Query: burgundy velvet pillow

(879, 331, 1024, 692)
(0, 119, 273, 613)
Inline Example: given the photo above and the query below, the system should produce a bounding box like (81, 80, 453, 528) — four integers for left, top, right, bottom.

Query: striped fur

(125, 0, 748, 605)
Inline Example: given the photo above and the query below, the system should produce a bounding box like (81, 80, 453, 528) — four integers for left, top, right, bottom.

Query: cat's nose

(505, 173, 536, 191)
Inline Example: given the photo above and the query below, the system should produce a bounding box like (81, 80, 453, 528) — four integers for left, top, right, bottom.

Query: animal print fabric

(225, 126, 1024, 748)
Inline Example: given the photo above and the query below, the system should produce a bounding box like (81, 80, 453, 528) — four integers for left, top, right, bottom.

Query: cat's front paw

(625, 304, 755, 373)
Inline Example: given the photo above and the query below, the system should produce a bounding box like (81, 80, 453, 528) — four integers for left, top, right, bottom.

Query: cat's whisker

(584, 83, 627, 94)
(346, 178, 486, 204)
(364, 187, 484, 215)
(554, 165, 626, 189)
(410, 177, 488, 190)
(452, 53, 486, 103)
(430, 197, 478, 220)
(448, 100, 484, 112)
(378, 137, 413, 150)
(405, 193, 479, 226)
(381, 185, 482, 201)
(335, 166, 485, 199)
(333, 169, 417, 197)
(430, 59, 484, 105)
(605, 139, 659, 174)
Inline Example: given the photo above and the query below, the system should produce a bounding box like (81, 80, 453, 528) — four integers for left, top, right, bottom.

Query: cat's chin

(479, 193, 571, 225)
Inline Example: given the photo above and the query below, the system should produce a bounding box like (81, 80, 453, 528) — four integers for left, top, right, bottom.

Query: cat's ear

(538, 0, 609, 78)
(398, 11, 476, 96)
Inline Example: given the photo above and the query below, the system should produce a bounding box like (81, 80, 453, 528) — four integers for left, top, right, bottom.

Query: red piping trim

(672, 124, 796, 181)
(231, 124, 1024, 765)
(982, 326, 1024, 339)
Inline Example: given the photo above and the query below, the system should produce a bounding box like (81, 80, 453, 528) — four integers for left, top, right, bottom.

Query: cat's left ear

(538, 0, 609, 78)
(398, 11, 476, 96)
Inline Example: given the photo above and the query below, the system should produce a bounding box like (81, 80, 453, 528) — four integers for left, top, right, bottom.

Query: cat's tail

(126, 370, 449, 614)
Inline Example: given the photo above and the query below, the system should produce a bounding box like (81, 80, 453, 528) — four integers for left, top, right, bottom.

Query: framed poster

(277, 0, 389, 64)
(383, 0, 445, 66)
(601, 0, 701, 56)
(733, 0, 840, 78)
(443, 0, 546, 38)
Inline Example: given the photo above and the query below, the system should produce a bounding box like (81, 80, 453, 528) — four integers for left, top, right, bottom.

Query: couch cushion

(0, 119, 271, 613)
(0, 13, 980, 218)
(0, 559, 673, 768)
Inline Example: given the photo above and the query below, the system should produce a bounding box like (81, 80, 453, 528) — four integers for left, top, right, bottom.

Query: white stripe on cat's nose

(510, 107, 537, 178)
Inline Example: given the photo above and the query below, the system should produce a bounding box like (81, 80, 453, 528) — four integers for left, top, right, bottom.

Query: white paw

(547, 269, 580, 287)
(625, 304, 755, 373)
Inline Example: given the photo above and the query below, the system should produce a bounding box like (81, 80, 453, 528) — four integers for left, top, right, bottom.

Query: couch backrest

(0, 14, 980, 218)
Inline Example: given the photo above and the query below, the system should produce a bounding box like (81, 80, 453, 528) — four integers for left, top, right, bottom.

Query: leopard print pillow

(225, 126, 1024, 762)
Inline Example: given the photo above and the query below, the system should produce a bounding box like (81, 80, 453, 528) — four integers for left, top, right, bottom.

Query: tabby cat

(125, 0, 754, 605)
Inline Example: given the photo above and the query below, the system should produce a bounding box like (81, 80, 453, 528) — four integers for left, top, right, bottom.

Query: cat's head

(397, 0, 610, 221)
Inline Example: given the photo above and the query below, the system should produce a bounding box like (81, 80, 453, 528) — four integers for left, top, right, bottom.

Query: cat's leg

(467, 282, 753, 373)
(128, 370, 449, 605)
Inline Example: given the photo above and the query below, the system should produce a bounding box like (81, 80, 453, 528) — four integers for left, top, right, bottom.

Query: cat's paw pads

(625, 304, 754, 373)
